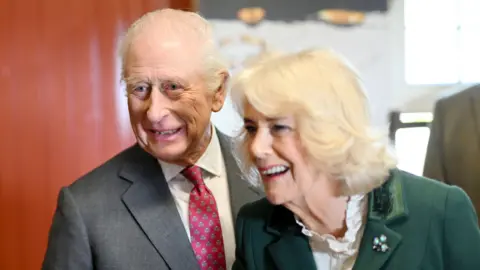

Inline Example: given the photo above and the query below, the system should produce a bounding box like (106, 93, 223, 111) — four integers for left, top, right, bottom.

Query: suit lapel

(119, 145, 200, 270)
(353, 170, 408, 270)
(216, 129, 262, 223)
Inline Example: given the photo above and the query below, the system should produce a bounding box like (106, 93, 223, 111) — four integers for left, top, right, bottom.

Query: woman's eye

(244, 125, 257, 134)
(271, 124, 291, 134)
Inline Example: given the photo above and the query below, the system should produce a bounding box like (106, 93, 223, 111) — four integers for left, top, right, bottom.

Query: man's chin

(148, 144, 188, 163)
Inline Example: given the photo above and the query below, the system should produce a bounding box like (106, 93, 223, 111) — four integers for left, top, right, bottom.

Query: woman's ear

(212, 71, 229, 112)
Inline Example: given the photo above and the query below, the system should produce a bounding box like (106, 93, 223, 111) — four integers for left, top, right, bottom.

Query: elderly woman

(229, 49, 480, 270)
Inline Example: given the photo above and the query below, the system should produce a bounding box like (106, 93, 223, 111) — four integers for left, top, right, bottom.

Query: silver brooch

(372, 234, 389, 252)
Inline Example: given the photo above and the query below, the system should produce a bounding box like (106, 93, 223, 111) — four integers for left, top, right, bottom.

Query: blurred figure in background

(424, 84, 480, 223)
(230, 49, 480, 270)
(42, 9, 261, 270)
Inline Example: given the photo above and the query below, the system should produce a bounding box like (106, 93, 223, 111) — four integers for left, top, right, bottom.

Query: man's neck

(176, 124, 213, 167)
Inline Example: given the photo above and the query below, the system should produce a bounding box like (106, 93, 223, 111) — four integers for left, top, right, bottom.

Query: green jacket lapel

(265, 169, 408, 270)
(353, 169, 409, 270)
(265, 206, 317, 270)
(353, 220, 402, 270)
(267, 234, 317, 270)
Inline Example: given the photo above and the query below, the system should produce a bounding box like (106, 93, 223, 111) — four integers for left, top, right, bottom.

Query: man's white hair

(118, 8, 228, 91)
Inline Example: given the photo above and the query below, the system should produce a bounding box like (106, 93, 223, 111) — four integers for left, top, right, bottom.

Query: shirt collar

(294, 194, 367, 249)
(158, 125, 223, 182)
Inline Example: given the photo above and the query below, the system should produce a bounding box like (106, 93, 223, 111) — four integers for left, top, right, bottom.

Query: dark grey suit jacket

(424, 85, 480, 221)
(42, 130, 262, 270)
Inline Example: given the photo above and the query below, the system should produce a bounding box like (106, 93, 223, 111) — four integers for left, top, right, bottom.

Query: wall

(211, 15, 392, 136)
(210, 0, 469, 136)
(0, 1, 192, 269)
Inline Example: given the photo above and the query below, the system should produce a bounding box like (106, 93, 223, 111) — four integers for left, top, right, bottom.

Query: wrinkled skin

(244, 102, 348, 237)
(124, 24, 228, 166)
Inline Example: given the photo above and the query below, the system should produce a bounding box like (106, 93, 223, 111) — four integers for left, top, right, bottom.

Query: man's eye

(130, 85, 150, 99)
(162, 82, 183, 91)
(134, 85, 148, 92)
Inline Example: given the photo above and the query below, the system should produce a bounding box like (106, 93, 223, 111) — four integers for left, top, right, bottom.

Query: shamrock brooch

(373, 234, 389, 252)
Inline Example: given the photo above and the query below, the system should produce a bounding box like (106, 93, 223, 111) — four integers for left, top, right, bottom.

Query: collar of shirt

(158, 125, 223, 182)
(294, 194, 367, 255)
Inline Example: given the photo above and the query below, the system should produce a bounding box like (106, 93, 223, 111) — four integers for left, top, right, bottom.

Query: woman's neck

(284, 178, 349, 238)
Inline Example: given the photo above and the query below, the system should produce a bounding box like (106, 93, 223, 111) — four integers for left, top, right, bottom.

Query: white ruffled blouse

(295, 194, 368, 270)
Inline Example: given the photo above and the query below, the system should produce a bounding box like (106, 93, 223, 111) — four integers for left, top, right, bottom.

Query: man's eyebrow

(124, 76, 189, 86)
(164, 77, 189, 86)
(124, 77, 150, 85)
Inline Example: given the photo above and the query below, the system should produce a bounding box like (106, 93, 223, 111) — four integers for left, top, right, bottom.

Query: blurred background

(1, 0, 479, 268)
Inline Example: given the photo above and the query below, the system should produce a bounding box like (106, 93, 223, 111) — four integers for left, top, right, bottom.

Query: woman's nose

(250, 129, 273, 159)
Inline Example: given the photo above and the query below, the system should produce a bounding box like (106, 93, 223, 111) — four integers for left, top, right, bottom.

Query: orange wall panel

(0, 0, 194, 269)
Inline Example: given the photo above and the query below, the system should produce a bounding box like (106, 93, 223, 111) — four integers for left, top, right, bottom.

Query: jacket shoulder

(396, 170, 468, 216)
(66, 144, 142, 198)
(438, 84, 480, 107)
(238, 198, 273, 220)
(399, 170, 448, 190)
(398, 170, 448, 197)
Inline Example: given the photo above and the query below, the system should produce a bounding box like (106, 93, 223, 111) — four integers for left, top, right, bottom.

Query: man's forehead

(132, 24, 203, 48)
(125, 35, 203, 79)
(130, 31, 200, 56)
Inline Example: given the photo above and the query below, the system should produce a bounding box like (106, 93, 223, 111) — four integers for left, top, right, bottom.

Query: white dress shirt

(295, 195, 368, 270)
(158, 127, 235, 269)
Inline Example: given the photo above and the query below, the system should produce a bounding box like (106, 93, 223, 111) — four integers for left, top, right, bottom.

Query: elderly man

(42, 9, 261, 270)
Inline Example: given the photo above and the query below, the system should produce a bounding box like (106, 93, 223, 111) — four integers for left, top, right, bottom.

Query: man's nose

(146, 89, 170, 122)
(250, 129, 273, 160)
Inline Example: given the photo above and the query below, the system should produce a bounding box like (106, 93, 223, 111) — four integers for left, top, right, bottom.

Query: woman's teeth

(262, 166, 289, 176)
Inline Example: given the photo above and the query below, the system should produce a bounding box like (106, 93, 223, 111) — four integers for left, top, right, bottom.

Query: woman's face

(243, 102, 316, 205)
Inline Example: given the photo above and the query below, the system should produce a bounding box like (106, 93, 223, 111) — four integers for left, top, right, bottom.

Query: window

(404, 0, 480, 85)
(395, 127, 431, 175)
(389, 112, 433, 176)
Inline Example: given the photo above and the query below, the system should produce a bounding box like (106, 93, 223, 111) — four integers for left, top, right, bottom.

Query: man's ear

(211, 71, 229, 112)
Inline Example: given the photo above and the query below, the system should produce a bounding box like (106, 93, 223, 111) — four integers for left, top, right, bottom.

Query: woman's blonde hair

(230, 48, 397, 195)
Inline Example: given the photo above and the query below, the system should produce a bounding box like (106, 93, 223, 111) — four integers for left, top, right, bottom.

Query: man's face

(123, 32, 227, 165)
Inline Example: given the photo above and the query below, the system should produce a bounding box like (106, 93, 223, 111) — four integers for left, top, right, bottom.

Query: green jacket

(232, 169, 480, 270)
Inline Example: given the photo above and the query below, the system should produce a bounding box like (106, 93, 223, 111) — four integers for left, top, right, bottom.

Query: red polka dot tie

(182, 166, 226, 270)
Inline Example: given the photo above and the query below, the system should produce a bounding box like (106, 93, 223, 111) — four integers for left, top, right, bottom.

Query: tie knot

(181, 165, 204, 186)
